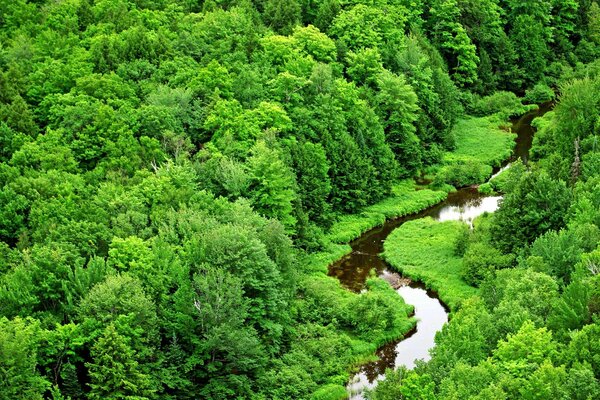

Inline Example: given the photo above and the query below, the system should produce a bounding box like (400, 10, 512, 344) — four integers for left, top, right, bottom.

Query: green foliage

(384, 218, 478, 310)
(367, 367, 436, 400)
(87, 323, 155, 400)
(310, 384, 347, 400)
(524, 84, 556, 104)
(327, 181, 447, 243)
(428, 0, 479, 87)
(487, 160, 527, 193)
(0, 317, 49, 399)
(434, 116, 516, 187)
(0, 1, 599, 399)
(462, 242, 514, 285)
(247, 140, 298, 232)
(491, 171, 572, 254)
(470, 91, 532, 119)
(376, 70, 421, 176)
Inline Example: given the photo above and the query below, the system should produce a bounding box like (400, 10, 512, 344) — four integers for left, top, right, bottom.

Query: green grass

(446, 116, 517, 168)
(383, 217, 478, 310)
(433, 116, 518, 188)
(327, 181, 448, 244)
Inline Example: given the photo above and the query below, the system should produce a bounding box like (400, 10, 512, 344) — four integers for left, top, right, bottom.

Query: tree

(0, 317, 49, 399)
(529, 225, 600, 284)
(287, 140, 331, 225)
(565, 321, 600, 378)
(188, 223, 288, 351)
(77, 274, 159, 362)
(87, 323, 154, 400)
(376, 70, 421, 176)
(493, 321, 558, 374)
(247, 140, 297, 233)
(428, 0, 480, 87)
(504, 0, 553, 88)
(520, 360, 568, 400)
(192, 267, 266, 398)
(491, 171, 572, 253)
(369, 367, 437, 400)
(462, 242, 514, 285)
(551, 0, 579, 55)
(589, 1, 600, 44)
(263, 0, 301, 34)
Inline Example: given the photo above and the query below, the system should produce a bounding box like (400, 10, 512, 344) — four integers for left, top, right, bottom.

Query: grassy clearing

(327, 181, 448, 244)
(446, 116, 517, 167)
(383, 217, 478, 310)
(433, 116, 517, 187)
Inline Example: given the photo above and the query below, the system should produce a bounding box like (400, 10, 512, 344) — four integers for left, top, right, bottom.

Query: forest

(0, 0, 599, 399)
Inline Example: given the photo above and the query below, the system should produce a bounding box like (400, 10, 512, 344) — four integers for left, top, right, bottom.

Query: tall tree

(428, 0, 480, 87)
(86, 323, 154, 400)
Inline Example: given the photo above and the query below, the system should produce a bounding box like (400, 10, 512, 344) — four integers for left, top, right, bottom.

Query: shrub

(434, 161, 492, 188)
(478, 182, 494, 195)
(470, 91, 529, 118)
(524, 84, 555, 104)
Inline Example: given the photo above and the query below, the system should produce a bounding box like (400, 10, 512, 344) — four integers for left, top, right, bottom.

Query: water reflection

(434, 195, 501, 227)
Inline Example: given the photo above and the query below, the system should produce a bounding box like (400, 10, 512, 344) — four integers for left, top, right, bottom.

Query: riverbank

(383, 218, 477, 311)
(431, 115, 518, 188)
(327, 181, 448, 244)
(297, 182, 450, 399)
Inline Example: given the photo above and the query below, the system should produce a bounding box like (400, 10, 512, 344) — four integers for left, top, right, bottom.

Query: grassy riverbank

(291, 180, 450, 397)
(433, 116, 517, 187)
(297, 113, 516, 397)
(447, 117, 517, 167)
(327, 180, 448, 244)
(383, 218, 478, 310)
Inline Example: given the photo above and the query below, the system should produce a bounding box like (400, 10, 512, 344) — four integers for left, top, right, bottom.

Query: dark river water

(328, 104, 550, 399)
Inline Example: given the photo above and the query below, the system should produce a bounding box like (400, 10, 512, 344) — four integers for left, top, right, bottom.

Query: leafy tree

(565, 321, 600, 378)
(263, 0, 302, 35)
(247, 140, 298, 232)
(0, 317, 49, 399)
(86, 323, 155, 400)
(192, 267, 267, 397)
(77, 274, 159, 361)
(428, 0, 479, 87)
(462, 242, 514, 285)
(491, 171, 572, 253)
(287, 140, 331, 225)
(376, 70, 421, 176)
(368, 367, 437, 400)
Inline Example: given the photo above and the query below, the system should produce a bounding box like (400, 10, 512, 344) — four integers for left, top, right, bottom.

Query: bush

(477, 182, 494, 195)
(434, 161, 492, 188)
(470, 91, 529, 119)
(454, 224, 472, 257)
(524, 84, 555, 104)
(462, 242, 514, 286)
(311, 384, 347, 400)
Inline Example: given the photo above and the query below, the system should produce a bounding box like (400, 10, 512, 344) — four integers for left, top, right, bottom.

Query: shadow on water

(329, 104, 552, 400)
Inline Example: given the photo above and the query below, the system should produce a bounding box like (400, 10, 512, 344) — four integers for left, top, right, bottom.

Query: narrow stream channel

(328, 104, 552, 399)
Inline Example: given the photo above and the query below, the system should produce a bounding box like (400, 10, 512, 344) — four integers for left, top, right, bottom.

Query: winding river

(327, 104, 552, 399)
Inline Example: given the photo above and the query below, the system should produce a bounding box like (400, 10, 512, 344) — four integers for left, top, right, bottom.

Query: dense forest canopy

(0, 0, 599, 399)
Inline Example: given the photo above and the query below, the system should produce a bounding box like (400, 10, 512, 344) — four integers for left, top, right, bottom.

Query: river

(327, 104, 551, 399)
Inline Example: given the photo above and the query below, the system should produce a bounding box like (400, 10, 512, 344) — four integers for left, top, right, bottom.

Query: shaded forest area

(1, 0, 599, 399)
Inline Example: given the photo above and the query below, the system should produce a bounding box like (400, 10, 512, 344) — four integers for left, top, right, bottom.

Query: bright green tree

(86, 323, 154, 400)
